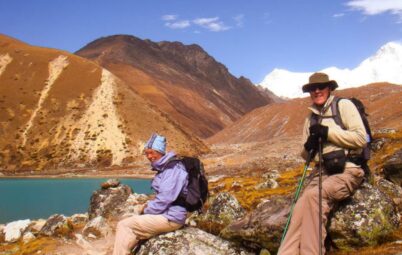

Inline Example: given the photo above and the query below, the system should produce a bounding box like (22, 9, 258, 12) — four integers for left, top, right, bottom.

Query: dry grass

(0, 237, 60, 255)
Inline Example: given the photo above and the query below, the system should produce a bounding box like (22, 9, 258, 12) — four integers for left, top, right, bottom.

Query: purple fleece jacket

(144, 151, 188, 224)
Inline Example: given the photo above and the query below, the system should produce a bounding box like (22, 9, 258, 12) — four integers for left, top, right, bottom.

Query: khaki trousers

(278, 167, 364, 255)
(112, 214, 182, 255)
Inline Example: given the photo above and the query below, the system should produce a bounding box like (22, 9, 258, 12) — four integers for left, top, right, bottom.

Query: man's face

(309, 84, 330, 106)
(144, 148, 163, 163)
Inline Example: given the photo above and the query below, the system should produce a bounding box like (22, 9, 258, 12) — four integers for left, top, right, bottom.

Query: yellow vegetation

(0, 237, 60, 255)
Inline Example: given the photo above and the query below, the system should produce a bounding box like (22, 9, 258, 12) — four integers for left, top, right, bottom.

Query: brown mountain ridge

(208, 83, 402, 144)
(0, 34, 208, 173)
(75, 35, 276, 138)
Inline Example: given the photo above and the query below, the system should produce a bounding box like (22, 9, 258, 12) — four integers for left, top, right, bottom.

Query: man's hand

(304, 134, 319, 152)
(309, 124, 328, 142)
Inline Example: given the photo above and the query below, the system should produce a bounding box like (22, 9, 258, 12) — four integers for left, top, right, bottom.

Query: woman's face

(144, 148, 163, 163)
(309, 85, 330, 106)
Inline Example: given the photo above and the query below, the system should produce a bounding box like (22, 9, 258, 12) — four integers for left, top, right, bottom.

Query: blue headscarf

(144, 133, 166, 155)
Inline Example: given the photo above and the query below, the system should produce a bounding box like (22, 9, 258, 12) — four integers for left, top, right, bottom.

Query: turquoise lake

(0, 178, 152, 224)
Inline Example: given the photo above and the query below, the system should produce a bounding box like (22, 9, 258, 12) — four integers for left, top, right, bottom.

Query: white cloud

(346, 0, 402, 21)
(165, 20, 191, 29)
(162, 15, 177, 21)
(333, 13, 345, 18)
(193, 17, 231, 32)
(234, 14, 245, 27)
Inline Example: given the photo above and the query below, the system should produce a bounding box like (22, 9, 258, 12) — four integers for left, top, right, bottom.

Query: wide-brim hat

(302, 72, 338, 93)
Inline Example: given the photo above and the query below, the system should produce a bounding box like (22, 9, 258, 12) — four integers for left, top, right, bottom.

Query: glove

(309, 124, 328, 142)
(304, 134, 319, 152)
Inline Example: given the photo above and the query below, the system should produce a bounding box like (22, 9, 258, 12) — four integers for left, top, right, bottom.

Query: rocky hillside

(75, 35, 275, 138)
(0, 34, 208, 173)
(208, 83, 402, 144)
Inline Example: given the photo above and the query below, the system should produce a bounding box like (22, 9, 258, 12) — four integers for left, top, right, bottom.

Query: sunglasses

(307, 83, 329, 92)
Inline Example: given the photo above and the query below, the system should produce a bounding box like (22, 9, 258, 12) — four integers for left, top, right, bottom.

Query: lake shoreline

(0, 168, 154, 180)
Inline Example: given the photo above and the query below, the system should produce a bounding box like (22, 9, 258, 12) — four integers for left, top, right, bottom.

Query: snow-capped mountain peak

(259, 41, 402, 98)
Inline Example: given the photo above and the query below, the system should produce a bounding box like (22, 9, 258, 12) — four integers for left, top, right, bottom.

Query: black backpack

(170, 156, 209, 212)
(311, 97, 372, 177)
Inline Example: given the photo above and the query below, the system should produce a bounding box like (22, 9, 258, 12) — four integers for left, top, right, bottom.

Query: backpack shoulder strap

(331, 96, 346, 130)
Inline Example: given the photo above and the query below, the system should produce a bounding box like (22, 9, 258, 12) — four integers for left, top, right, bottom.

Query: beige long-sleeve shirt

(301, 95, 368, 168)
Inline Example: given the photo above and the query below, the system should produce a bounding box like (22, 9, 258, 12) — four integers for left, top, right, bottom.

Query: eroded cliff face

(0, 35, 208, 173)
(76, 35, 276, 138)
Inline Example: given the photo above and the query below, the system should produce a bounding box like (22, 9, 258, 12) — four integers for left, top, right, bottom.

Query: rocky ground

(1, 129, 402, 254)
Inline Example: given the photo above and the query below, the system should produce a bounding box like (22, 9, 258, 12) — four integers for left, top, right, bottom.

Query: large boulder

(39, 214, 72, 238)
(82, 216, 111, 239)
(329, 182, 400, 249)
(376, 178, 402, 212)
(135, 227, 254, 255)
(4, 219, 31, 243)
(88, 179, 133, 219)
(220, 195, 290, 253)
(194, 192, 245, 235)
(68, 213, 89, 231)
(383, 148, 402, 186)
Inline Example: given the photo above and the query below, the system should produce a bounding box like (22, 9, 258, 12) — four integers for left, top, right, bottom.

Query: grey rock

(376, 178, 402, 212)
(101, 178, 120, 189)
(255, 179, 278, 190)
(88, 183, 132, 220)
(329, 182, 400, 249)
(68, 213, 89, 231)
(136, 227, 254, 255)
(374, 128, 397, 135)
(262, 170, 280, 181)
(370, 138, 387, 152)
(221, 195, 290, 253)
(22, 232, 35, 243)
(383, 148, 402, 186)
(40, 214, 72, 237)
(82, 216, 111, 239)
(195, 192, 245, 235)
(4, 219, 31, 243)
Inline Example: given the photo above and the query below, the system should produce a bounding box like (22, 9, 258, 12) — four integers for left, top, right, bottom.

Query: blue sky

(1, 0, 402, 83)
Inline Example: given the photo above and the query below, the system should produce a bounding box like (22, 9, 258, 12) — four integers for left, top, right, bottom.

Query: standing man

(112, 133, 188, 255)
(278, 72, 367, 255)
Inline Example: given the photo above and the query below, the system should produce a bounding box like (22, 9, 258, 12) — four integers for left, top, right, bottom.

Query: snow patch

(69, 69, 129, 165)
(0, 53, 13, 76)
(260, 41, 402, 98)
(21, 55, 69, 146)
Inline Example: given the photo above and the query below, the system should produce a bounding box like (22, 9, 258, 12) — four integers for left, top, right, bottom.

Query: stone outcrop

(221, 195, 290, 253)
(39, 214, 72, 237)
(68, 213, 89, 231)
(329, 182, 400, 249)
(376, 178, 402, 211)
(135, 227, 254, 255)
(88, 181, 133, 219)
(194, 192, 245, 235)
(101, 178, 121, 189)
(383, 148, 402, 186)
(222, 181, 400, 253)
(3, 219, 31, 243)
(82, 216, 111, 239)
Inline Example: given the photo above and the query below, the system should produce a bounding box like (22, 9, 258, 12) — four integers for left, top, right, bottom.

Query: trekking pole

(318, 137, 323, 255)
(317, 107, 326, 255)
(280, 150, 314, 243)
